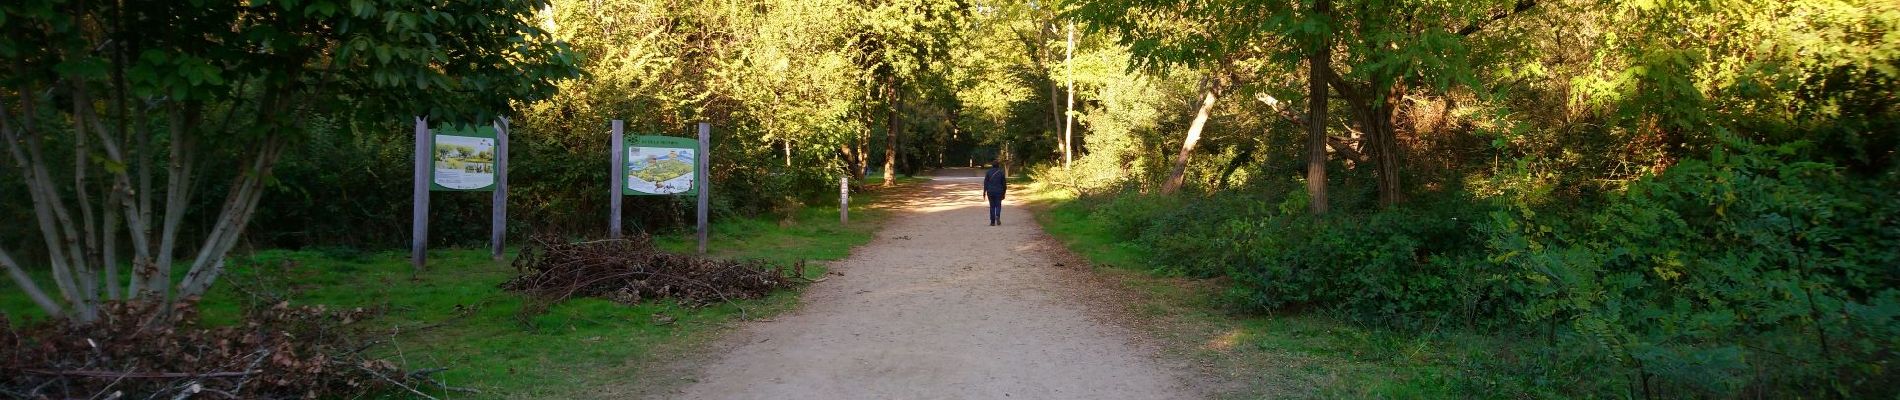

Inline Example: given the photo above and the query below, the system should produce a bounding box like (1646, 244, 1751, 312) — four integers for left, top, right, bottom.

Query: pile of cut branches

(502, 234, 802, 316)
(1, 300, 449, 399)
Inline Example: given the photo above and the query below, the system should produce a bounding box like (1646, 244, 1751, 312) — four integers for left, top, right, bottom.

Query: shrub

(1223, 194, 1500, 329)
(1487, 141, 1900, 397)
(1062, 138, 1899, 397)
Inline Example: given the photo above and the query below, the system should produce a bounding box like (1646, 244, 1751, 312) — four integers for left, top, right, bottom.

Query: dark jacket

(983, 167, 1007, 197)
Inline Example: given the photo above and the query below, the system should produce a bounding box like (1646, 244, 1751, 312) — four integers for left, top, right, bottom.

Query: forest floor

(609, 168, 1203, 399)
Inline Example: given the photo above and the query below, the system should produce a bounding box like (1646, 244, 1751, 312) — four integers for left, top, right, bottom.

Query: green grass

(1021, 185, 1544, 399)
(855, 173, 930, 187)
(1, 185, 903, 398)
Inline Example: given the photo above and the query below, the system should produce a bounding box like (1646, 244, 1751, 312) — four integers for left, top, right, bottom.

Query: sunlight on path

(664, 168, 1197, 400)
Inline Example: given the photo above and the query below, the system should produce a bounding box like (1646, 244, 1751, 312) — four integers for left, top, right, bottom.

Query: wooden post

(411, 117, 430, 273)
(840, 176, 849, 225)
(610, 120, 624, 240)
(696, 122, 710, 254)
(491, 117, 510, 260)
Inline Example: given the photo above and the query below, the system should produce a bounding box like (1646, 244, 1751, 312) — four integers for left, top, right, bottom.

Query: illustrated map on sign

(626, 147, 695, 194)
(432, 134, 496, 190)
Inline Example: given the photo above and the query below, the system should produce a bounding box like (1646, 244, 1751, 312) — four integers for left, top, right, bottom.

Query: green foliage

(1064, 137, 1900, 396)
(1487, 140, 1900, 396)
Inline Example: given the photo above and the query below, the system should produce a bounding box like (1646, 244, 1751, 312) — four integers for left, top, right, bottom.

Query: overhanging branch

(1457, 0, 1539, 37)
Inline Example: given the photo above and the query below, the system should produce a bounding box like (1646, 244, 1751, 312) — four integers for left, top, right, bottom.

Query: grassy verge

(1, 184, 904, 398)
(1022, 184, 1536, 399)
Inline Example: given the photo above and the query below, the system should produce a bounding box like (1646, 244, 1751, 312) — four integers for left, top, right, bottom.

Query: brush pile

(1, 300, 440, 399)
(502, 234, 801, 314)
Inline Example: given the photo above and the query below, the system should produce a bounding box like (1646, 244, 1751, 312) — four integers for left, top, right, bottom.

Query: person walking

(983, 162, 1007, 226)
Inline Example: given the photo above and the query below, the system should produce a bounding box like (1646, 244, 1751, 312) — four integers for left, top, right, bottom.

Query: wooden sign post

(491, 117, 510, 260)
(412, 117, 430, 273)
(609, 120, 625, 240)
(696, 122, 710, 254)
(840, 176, 849, 224)
(412, 118, 508, 272)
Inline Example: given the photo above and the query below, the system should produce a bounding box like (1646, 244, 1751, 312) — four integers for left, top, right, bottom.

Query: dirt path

(666, 168, 1200, 399)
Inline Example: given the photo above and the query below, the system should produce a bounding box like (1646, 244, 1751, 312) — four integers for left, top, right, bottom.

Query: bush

(1065, 139, 1899, 397)
(1086, 192, 1180, 241)
(1222, 193, 1500, 329)
(1487, 141, 1900, 397)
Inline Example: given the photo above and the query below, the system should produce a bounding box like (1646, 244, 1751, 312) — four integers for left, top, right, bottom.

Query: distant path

(668, 168, 1199, 399)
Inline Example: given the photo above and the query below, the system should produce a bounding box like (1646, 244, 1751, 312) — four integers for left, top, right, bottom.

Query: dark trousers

(987, 193, 1003, 223)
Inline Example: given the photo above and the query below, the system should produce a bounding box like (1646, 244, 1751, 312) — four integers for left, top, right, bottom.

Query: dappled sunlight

(875, 168, 1009, 214)
(1206, 328, 1246, 352)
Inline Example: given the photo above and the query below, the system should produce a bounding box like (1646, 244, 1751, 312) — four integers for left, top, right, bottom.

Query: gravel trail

(670, 168, 1199, 400)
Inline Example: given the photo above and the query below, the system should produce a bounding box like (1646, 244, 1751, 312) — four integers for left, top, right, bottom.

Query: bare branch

(1456, 0, 1538, 37)
(1, 247, 63, 317)
(21, 369, 260, 379)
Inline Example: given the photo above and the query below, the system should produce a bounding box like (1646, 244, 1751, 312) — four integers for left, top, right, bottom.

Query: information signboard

(430, 124, 500, 191)
(621, 135, 701, 196)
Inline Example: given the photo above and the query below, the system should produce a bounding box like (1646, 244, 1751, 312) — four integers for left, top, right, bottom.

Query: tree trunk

(1160, 85, 1220, 195)
(1306, 0, 1332, 215)
(0, 101, 65, 317)
(1371, 84, 1406, 206)
(884, 80, 898, 187)
(840, 143, 857, 179)
(1064, 21, 1076, 170)
(6, 92, 91, 320)
(1053, 76, 1065, 163)
(1331, 75, 1407, 208)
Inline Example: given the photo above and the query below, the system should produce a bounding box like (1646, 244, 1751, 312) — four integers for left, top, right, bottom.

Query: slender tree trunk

(130, 110, 153, 297)
(9, 93, 90, 319)
(179, 136, 284, 297)
(146, 106, 197, 300)
(948, 107, 960, 167)
(1306, 0, 1332, 215)
(0, 100, 65, 317)
(1064, 21, 1076, 169)
(1161, 85, 1220, 194)
(70, 85, 102, 309)
(102, 185, 122, 301)
(884, 80, 898, 187)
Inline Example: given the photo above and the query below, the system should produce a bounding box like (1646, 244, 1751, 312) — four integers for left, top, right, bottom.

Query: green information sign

(621, 135, 701, 196)
(430, 124, 500, 191)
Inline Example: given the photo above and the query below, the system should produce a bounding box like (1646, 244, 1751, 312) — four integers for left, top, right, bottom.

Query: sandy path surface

(669, 168, 1199, 400)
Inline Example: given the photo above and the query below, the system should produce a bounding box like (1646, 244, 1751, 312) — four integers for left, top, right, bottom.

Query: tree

(1307, 0, 1333, 214)
(1072, 0, 1310, 196)
(1, 0, 577, 322)
(852, 0, 967, 186)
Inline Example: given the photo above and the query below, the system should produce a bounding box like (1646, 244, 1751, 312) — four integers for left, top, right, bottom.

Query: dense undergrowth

(1043, 139, 1900, 398)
